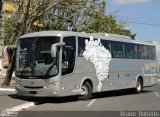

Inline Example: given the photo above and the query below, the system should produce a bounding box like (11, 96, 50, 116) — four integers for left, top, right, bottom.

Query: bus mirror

(51, 42, 65, 58)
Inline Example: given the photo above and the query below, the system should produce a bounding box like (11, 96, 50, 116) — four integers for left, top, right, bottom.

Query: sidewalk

(0, 75, 15, 88)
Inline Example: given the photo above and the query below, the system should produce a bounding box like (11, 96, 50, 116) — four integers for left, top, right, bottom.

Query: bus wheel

(79, 82, 92, 100)
(135, 78, 143, 94)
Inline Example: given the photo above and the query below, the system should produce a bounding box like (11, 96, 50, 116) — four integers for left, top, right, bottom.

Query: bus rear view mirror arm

(51, 42, 65, 58)
(8, 45, 17, 49)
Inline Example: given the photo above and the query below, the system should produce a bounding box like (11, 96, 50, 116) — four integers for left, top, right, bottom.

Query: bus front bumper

(15, 84, 61, 97)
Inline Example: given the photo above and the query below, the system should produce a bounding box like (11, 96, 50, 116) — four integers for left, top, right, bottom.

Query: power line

(118, 20, 160, 27)
(116, 15, 160, 21)
(117, 17, 160, 24)
(116, 15, 160, 27)
(117, 17, 160, 25)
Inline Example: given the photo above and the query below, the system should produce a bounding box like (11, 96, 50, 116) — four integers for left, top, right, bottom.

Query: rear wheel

(78, 82, 92, 100)
(135, 79, 143, 94)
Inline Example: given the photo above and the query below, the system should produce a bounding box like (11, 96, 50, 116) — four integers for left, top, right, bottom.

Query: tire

(135, 79, 143, 94)
(78, 82, 92, 100)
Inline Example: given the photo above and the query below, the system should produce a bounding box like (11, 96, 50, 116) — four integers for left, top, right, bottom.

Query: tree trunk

(2, 47, 16, 87)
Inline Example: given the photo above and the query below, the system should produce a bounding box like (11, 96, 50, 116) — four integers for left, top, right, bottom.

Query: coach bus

(15, 31, 157, 100)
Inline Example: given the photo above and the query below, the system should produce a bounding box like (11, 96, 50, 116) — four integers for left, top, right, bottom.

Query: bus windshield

(15, 36, 60, 79)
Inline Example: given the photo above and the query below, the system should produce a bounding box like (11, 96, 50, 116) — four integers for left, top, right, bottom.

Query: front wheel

(78, 82, 92, 100)
(135, 79, 143, 94)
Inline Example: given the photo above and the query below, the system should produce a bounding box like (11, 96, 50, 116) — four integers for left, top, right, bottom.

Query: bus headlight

(16, 82, 22, 88)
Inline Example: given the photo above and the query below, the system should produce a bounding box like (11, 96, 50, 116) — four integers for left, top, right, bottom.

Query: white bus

(15, 31, 157, 100)
(155, 43, 160, 77)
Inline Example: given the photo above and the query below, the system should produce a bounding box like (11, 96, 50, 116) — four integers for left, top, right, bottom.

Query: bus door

(61, 36, 77, 96)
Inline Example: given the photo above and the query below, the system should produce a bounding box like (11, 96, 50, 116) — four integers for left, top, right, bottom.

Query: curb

(0, 88, 15, 92)
(0, 102, 35, 117)
(6, 102, 35, 111)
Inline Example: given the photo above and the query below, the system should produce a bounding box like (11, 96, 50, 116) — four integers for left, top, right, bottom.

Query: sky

(105, 0, 160, 43)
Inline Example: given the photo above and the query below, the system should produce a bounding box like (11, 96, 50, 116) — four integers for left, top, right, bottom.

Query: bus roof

(20, 31, 155, 46)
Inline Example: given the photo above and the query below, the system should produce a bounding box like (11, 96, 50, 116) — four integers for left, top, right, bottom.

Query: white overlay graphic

(83, 36, 111, 91)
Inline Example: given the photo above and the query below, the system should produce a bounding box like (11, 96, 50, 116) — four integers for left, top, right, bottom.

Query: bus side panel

(156, 44, 160, 77)
(102, 72, 115, 91)
(61, 58, 98, 96)
(106, 59, 157, 91)
(61, 57, 157, 97)
(105, 59, 137, 90)
(142, 61, 157, 87)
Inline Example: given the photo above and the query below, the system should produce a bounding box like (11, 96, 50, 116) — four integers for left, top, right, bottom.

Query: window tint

(125, 43, 137, 59)
(78, 37, 155, 60)
(146, 45, 155, 60)
(78, 37, 89, 57)
(35, 37, 60, 64)
(137, 44, 146, 59)
(62, 36, 76, 75)
(101, 40, 111, 52)
(16, 37, 60, 78)
(111, 41, 125, 58)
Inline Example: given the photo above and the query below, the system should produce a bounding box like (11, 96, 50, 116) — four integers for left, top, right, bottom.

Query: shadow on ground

(8, 89, 152, 105)
(93, 89, 151, 99)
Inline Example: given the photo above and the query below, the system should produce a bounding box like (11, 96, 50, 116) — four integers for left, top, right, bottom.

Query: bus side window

(125, 43, 137, 59)
(62, 36, 76, 75)
(111, 41, 125, 58)
(78, 37, 89, 57)
(101, 40, 111, 52)
(137, 44, 146, 59)
(146, 45, 155, 60)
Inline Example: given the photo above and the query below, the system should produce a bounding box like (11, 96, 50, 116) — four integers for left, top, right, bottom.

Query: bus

(155, 43, 160, 76)
(15, 31, 157, 100)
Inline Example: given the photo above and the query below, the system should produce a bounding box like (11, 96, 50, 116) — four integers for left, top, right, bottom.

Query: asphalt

(30, 84, 160, 111)
(0, 76, 34, 113)
(0, 75, 159, 113)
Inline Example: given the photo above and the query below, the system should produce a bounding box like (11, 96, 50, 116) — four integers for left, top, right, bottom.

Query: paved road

(30, 84, 160, 111)
(0, 82, 160, 115)
(0, 91, 29, 111)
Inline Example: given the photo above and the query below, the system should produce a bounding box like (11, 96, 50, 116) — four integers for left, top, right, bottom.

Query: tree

(79, 1, 136, 39)
(34, 0, 104, 32)
(40, 0, 135, 39)
(4, 0, 135, 45)
(2, 45, 16, 86)
(4, 0, 63, 45)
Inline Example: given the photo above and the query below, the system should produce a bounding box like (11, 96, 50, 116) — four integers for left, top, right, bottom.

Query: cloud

(112, 0, 152, 5)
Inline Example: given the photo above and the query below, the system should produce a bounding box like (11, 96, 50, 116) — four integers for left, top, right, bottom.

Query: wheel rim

(137, 81, 141, 91)
(80, 85, 88, 96)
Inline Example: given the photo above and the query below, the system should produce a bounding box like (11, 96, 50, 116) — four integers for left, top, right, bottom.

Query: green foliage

(4, 0, 135, 45)
(79, 2, 136, 39)
(43, 0, 135, 39)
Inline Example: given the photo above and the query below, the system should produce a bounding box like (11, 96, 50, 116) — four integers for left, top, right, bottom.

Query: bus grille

(24, 86, 43, 89)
